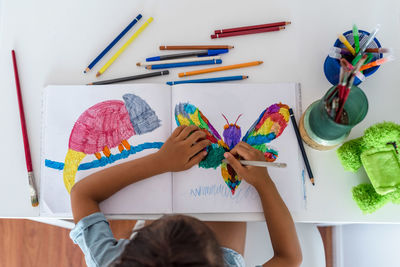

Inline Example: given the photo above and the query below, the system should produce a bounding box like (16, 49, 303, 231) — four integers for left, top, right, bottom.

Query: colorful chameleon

(175, 103, 289, 194)
(63, 94, 160, 193)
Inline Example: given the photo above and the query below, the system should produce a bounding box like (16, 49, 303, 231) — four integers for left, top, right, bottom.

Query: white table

(1, 0, 399, 223)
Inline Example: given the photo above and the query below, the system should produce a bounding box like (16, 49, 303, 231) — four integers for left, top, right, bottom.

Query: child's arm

(71, 125, 210, 223)
(224, 142, 302, 267)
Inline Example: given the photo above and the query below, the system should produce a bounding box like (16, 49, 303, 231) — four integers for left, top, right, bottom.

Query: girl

(70, 125, 302, 267)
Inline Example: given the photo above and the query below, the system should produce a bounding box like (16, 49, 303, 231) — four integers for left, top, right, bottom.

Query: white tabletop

(1, 0, 400, 223)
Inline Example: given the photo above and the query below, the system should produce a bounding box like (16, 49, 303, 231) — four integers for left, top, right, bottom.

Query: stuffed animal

(337, 122, 400, 213)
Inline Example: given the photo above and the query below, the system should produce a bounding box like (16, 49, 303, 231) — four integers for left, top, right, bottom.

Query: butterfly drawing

(175, 102, 290, 195)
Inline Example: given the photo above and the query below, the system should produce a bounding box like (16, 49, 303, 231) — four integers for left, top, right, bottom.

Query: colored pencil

(178, 61, 263, 77)
(11, 50, 39, 207)
(96, 17, 153, 77)
(88, 70, 169, 85)
(167, 75, 248, 85)
(211, 26, 285, 39)
(338, 34, 355, 56)
(84, 14, 142, 73)
(145, 49, 228, 62)
(288, 108, 315, 185)
(138, 56, 221, 66)
(222, 159, 286, 168)
(214, 21, 291, 34)
(359, 55, 395, 72)
(159, 45, 234, 50)
(146, 59, 222, 70)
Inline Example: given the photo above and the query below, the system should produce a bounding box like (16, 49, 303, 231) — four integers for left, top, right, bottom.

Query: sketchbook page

(40, 84, 172, 216)
(171, 83, 302, 213)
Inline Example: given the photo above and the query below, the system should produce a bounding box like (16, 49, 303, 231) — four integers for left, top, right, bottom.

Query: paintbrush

(222, 159, 287, 168)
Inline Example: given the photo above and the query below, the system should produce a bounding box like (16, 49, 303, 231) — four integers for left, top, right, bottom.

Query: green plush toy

(337, 122, 400, 213)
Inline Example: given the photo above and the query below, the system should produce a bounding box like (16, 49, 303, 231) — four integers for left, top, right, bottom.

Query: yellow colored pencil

(338, 34, 355, 56)
(178, 61, 263, 77)
(96, 17, 154, 77)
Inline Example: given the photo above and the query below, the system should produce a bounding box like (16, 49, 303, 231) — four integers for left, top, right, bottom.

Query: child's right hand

(223, 142, 271, 189)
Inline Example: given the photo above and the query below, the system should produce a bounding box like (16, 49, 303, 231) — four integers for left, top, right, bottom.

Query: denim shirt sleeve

(222, 247, 246, 267)
(70, 212, 129, 267)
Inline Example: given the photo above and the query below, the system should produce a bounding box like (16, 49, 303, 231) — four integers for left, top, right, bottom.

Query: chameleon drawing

(175, 102, 290, 194)
(63, 94, 160, 193)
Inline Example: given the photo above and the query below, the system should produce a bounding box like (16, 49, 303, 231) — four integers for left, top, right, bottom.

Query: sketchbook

(40, 83, 303, 217)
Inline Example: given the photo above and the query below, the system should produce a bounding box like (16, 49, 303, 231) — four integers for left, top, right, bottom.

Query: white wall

(245, 222, 325, 267)
(341, 224, 400, 267)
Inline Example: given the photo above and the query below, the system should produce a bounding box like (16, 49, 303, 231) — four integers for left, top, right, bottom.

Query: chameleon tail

(63, 149, 86, 193)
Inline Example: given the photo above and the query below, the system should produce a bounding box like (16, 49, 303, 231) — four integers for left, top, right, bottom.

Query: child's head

(111, 215, 224, 267)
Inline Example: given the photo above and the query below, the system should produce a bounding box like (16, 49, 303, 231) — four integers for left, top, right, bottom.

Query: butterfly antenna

(234, 114, 243, 125)
(221, 113, 230, 125)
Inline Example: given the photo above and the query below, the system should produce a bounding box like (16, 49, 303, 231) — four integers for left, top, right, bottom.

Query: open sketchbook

(40, 83, 303, 217)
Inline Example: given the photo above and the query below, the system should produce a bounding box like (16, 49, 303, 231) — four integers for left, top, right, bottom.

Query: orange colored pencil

(178, 61, 263, 77)
(160, 45, 234, 50)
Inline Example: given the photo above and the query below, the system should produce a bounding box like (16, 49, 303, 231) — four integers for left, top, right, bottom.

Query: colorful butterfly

(174, 102, 290, 195)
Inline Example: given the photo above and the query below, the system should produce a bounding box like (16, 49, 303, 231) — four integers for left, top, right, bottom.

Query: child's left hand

(156, 125, 211, 172)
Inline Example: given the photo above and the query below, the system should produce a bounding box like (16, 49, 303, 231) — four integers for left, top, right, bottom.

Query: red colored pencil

(214, 21, 291, 34)
(11, 50, 39, 207)
(211, 26, 285, 39)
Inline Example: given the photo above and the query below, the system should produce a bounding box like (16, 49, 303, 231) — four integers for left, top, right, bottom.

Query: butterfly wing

(175, 103, 229, 169)
(221, 103, 290, 195)
(242, 103, 290, 161)
(221, 161, 242, 194)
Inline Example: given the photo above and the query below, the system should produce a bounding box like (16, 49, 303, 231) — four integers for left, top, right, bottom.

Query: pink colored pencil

(211, 26, 285, 39)
(214, 21, 291, 34)
(12, 50, 38, 207)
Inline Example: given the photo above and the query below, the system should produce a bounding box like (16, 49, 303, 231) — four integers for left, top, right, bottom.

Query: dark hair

(111, 215, 224, 267)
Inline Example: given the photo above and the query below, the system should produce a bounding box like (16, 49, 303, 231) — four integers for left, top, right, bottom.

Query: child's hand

(223, 142, 271, 188)
(156, 125, 211, 172)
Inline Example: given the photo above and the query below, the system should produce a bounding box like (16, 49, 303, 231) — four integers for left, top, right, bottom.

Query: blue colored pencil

(146, 59, 222, 70)
(166, 75, 248, 85)
(84, 14, 142, 73)
(145, 49, 228, 62)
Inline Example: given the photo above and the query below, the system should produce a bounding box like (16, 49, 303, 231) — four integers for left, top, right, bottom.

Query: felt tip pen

(355, 24, 381, 58)
(353, 24, 360, 53)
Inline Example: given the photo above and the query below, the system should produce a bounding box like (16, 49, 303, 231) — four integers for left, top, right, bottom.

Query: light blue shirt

(70, 212, 246, 267)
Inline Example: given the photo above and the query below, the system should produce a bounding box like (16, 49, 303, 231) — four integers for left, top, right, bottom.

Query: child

(70, 125, 302, 267)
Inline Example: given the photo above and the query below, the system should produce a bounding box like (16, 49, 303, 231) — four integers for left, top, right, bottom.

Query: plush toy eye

(387, 141, 398, 154)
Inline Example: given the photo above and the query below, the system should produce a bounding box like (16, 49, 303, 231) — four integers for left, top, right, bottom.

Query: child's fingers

(186, 151, 207, 169)
(232, 142, 264, 160)
(230, 144, 252, 160)
(237, 141, 259, 152)
(184, 129, 206, 145)
(223, 152, 246, 177)
(172, 125, 186, 137)
(189, 139, 211, 157)
(177, 125, 198, 140)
